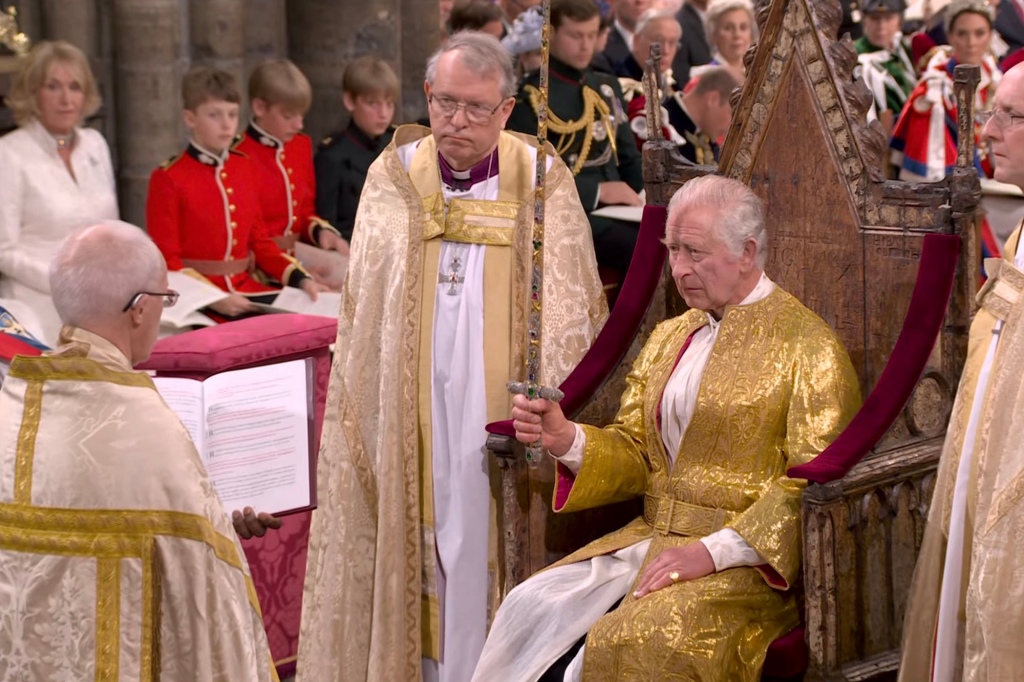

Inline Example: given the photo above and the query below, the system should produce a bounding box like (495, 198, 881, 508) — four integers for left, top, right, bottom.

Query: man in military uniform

(854, 0, 916, 138)
(314, 56, 397, 243)
(507, 0, 644, 274)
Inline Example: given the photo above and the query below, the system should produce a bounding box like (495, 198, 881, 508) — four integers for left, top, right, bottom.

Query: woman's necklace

(52, 131, 75, 151)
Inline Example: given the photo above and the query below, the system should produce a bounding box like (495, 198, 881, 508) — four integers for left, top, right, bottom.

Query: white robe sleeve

(550, 423, 586, 475)
(700, 528, 764, 571)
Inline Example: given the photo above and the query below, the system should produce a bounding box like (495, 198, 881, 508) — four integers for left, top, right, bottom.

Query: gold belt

(181, 254, 253, 277)
(643, 493, 737, 537)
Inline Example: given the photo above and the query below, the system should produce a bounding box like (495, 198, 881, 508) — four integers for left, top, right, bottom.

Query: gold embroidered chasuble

(298, 125, 606, 682)
(900, 226, 1024, 682)
(0, 326, 276, 682)
(550, 288, 860, 681)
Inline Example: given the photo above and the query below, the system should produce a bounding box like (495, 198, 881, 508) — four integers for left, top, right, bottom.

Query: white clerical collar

(705, 271, 775, 328)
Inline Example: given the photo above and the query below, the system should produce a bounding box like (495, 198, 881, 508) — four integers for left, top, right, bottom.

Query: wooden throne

(486, 0, 984, 678)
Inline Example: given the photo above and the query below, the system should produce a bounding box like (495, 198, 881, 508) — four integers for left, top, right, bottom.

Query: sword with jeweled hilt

(506, 0, 563, 467)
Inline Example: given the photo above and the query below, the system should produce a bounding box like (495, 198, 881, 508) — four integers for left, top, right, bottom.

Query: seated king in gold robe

(0, 222, 277, 682)
(472, 175, 862, 682)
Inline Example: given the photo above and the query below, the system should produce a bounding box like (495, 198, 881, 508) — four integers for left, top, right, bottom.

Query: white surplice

(471, 274, 775, 682)
(930, 242, 1024, 681)
(396, 140, 550, 682)
(0, 118, 119, 346)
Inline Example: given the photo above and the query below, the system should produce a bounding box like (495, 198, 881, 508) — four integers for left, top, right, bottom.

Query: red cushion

(139, 313, 336, 375)
(761, 626, 807, 679)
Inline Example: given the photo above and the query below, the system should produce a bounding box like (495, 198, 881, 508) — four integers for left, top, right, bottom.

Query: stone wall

(4, 0, 436, 225)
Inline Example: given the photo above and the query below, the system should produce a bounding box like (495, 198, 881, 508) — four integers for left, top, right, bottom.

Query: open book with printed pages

(161, 270, 227, 330)
(152, 358, 317, 517)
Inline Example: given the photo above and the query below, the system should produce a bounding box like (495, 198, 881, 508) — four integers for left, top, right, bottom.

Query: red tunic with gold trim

(232, 123, 338, 253)
(146, 143, 307, 295)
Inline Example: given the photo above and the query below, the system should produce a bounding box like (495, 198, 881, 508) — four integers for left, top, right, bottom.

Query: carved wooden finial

(644, 42, 665, 142)
(953, 64, 982, 170)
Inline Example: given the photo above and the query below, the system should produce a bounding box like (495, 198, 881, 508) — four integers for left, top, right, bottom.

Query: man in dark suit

(673, 0, 712, 87)
(997, 0, 1024, 54)
(602, 0, 652, 66)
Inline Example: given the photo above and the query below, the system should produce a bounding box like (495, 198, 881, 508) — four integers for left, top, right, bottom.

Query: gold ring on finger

(669, 571, 680, 583)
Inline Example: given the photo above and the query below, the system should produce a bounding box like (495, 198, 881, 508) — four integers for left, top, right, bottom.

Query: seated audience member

(235, 59, 349, 291)
(314, 56, 397, 242)
(450, 0, 507, 38)
(147, 67, 323, 319)
(604, 0, 652, 68)
(507, 0, 645, 275)
(855, 0, 916, 138)
(0, 221, 276, 681)
(615, 9, 683, 92)
(0, 40, 118, 346)
(891, 0, 1000, 182)
(672, 0, 713, 87)
(687, 0, 756, 83)
(472, 176, 860, 682)
(659, 65, 737, 163)
(591, 12, 618, 74)
(503, 5, 546, 77)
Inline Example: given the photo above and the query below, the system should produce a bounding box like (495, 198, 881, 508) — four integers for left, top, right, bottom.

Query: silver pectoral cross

(439, 256, 465, 295)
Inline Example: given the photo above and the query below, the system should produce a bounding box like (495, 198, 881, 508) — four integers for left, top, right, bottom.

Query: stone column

(288, 0, 422, 142)
(189, 0, 246, 119)
(41, 0, 98, 55)
(112, 0, 183, 226)
(244, 0, 287, 79)
(398, 0, 437, 125)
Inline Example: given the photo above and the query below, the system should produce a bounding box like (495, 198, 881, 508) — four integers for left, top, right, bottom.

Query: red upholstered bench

(138, 314, 336, 678)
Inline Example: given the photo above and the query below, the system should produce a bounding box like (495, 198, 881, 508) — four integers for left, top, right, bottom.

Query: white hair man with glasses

(900, 64, 1024, 682)
(297, 31, 607, 682)
(0, 220, 278, 681)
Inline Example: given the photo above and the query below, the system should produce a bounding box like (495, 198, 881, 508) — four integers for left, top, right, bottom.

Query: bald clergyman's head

(50, 221, 167, 329)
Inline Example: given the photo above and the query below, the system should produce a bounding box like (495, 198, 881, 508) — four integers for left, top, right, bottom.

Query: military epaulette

(159, 153, 182, 170)
(230, 132, 245, 149)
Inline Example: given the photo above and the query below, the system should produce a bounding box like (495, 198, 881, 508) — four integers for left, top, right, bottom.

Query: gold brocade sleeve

(727, 323, 861, 589)
(553, 320, 684, 513)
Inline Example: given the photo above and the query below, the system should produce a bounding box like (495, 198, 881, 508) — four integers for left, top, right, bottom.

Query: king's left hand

(633, 542, 715, 598)
(232, 507, 282, 540)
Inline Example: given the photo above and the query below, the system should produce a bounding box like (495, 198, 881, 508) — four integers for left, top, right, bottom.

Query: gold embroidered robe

(298, 125, 607, 682)
(552, 287, 860, 681)
(900, 226, 1024, 681)
(0, 326, 276, 682)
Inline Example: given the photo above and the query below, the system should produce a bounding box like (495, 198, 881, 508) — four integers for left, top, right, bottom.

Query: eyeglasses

(428, 95, 507, 126)
(976, 109, 1024, 130)
(121, 290, 180, 312)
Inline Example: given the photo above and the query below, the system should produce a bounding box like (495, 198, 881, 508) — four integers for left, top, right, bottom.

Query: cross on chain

(439, 256, 465, 295)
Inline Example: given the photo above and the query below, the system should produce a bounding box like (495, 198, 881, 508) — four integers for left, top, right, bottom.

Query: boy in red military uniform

(234, 59, 348, 291)
(146, 67, 323, 318)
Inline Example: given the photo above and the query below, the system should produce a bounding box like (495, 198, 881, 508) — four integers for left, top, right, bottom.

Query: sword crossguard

(506, 381, 565, 467)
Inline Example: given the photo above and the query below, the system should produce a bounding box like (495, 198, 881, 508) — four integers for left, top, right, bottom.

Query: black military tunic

(506, 57, 644, 273)
(313, 123, 394, 241)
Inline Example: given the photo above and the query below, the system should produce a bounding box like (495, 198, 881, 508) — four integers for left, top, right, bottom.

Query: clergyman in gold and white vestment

(0, 221, 276, 682)
(473, 176, 860, 682)
(297, 33, 607, 682)
(899, 63, 1024, 682)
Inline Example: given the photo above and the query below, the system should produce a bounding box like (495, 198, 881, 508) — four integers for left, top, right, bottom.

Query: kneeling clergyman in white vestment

(296, 123, 606, 681)
(0, 327, 277, 681)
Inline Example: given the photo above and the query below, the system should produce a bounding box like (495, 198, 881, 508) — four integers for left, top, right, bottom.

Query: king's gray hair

(425, 31, 517, 99)
(667, 175, 768, 268)
(50, 221, 167, 327)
